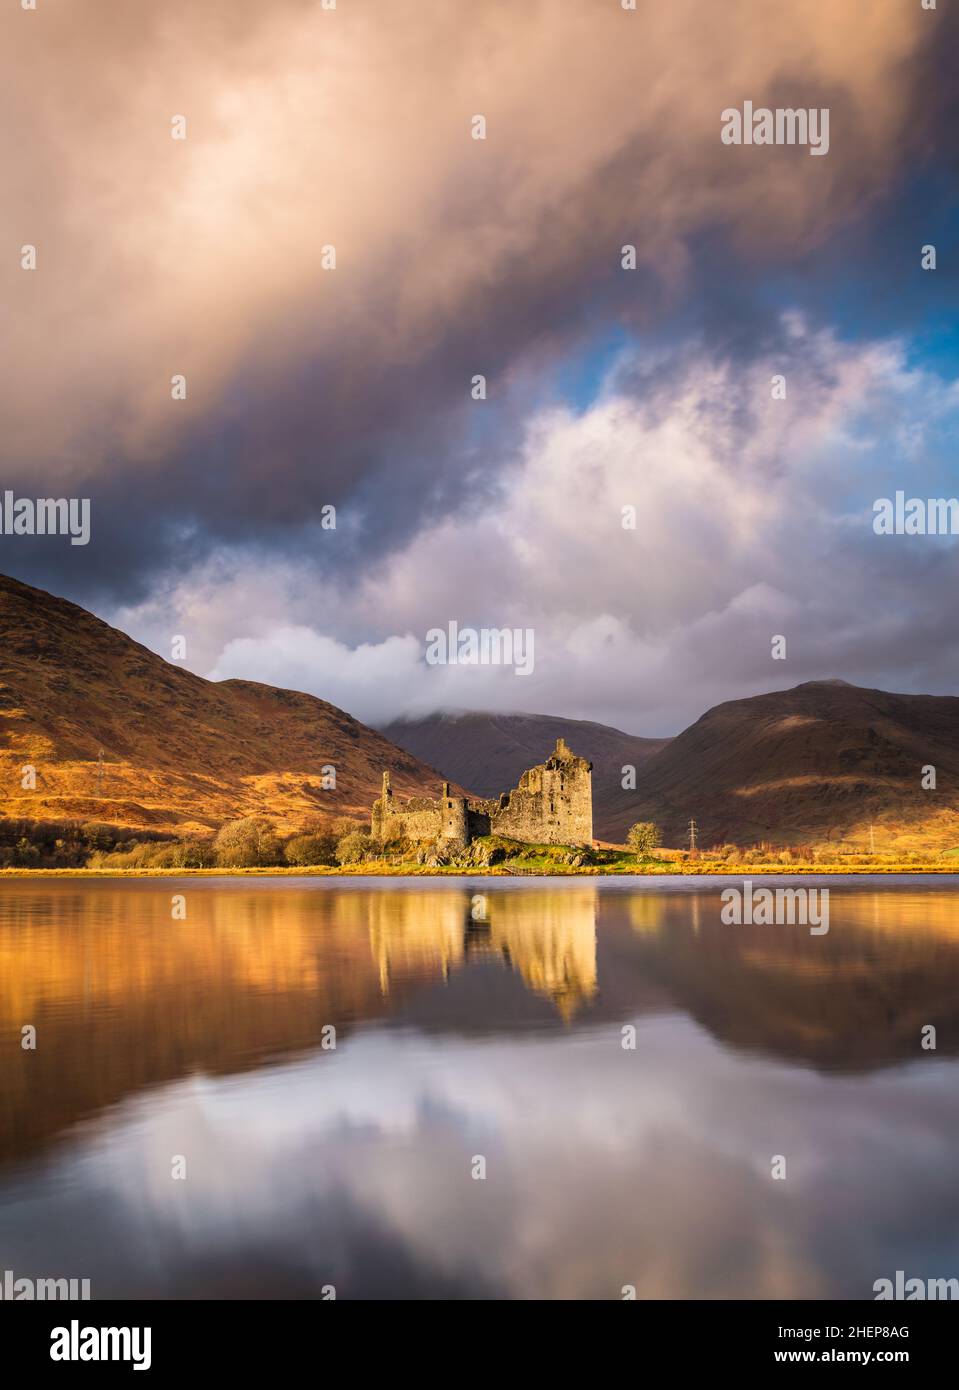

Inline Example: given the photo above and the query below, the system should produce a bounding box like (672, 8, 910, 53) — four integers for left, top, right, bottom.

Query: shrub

(169, 838, 217, 868)
(214, 817, 283, 868)
(335, 831, 373, 865)
(284, 832, 337, 867)
(330, 816, 364, 840)
(15, 837, 40, 866)
(81, 822, 116, 853)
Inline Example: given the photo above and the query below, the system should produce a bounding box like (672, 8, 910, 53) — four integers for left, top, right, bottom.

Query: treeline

(87, 821, 602, 871)
(87, 816, 373, 870)
(2, 816, 948, 870)
(0, 818, 169, 868)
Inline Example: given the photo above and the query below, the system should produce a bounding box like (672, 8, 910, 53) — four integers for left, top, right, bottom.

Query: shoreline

(0, 863, 957, 879)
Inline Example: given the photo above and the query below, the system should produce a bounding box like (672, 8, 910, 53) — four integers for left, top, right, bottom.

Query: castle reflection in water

(4, 878, 959, 1299)
(367, 886, 598, 1019)
(5, 876, 959, 1174)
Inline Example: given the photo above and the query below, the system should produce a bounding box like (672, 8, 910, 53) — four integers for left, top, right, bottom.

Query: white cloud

(113, 323, 959, 733)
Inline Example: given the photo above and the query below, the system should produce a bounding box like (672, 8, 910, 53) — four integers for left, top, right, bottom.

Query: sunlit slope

(626, 680, 959, 849)
(0, 573, 454, 834)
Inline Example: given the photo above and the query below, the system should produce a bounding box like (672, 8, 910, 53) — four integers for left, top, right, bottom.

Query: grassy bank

(1, 860, 958, 878)
(6, 815, 956, 877)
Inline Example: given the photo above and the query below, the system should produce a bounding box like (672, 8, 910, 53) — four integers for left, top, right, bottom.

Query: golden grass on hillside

(0, 573, 462, 837)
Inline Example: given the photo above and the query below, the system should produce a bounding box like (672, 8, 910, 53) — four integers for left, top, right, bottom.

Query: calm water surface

(2, 875, 959, 1299)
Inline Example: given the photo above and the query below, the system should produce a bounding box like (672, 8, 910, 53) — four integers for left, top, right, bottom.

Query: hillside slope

(625, 680, 959, 849)
(380, 710, 671, 842)
(0, 574, 455, 834)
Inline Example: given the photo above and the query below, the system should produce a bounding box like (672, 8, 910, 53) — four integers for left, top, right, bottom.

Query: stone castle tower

(489, 737, 592, 846)
(370, 738, 593, 849)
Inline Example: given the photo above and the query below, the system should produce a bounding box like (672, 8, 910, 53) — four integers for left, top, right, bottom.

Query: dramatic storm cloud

(120, 319, 958, 733)
(2, 0, 957, 731)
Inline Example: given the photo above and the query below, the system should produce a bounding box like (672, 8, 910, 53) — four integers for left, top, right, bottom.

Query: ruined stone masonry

(371, 737, 593, 848)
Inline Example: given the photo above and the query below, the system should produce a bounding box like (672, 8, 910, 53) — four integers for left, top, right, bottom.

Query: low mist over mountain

(0, 574, 451, 835)
(380, 711, 671, 842)
(624, 680, 959, 850)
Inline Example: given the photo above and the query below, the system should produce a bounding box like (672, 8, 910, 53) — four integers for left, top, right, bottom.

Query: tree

(15, 836, 40, 866)
(284, 831, 337, 867)
(330, 816, 363, 839)
(335, 831, 373, 865)
(172, 838, 217, 868)
(214, 817, 282, 868)
(81, 821, 115, 853)
(626, 821, 661, 858)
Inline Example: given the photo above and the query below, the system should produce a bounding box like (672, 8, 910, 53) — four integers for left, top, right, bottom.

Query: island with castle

(371, 737, 593, 850)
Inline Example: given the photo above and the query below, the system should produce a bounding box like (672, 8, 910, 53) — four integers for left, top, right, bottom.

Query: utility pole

(687, 818, 698, 852)
(869, 823, 875, 855)
(96, 748, 105, 791)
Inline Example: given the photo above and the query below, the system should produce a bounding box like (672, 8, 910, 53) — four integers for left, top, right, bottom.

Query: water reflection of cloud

(2, 1020, 958, 1299)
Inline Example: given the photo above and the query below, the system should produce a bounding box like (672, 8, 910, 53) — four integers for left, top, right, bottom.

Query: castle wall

(372, 798, 444, 843)
(371, 776, 469, 845)
(371, 741, 592, 849)
(489, 740, 592, 846)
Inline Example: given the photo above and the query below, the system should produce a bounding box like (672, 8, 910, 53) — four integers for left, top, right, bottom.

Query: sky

(2, 0, 958, 736)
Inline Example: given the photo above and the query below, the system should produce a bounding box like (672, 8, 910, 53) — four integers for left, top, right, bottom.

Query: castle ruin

(371, 737, 593, 848)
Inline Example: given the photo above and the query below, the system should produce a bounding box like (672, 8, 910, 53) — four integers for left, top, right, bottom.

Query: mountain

(623, 680, 959, 849)
(0, 574, 456, 834)
(379, 711, 671, 841)
(4, 574, 955, 852)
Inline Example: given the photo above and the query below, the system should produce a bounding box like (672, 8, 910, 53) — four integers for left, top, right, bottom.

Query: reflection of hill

(0, 883, 598, 1165)
(4, 882, 959, 1170)
(0, 886, 397, 1165)
(616, 887, 959, 1072)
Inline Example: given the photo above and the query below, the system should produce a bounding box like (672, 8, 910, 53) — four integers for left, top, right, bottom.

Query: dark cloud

(2, 0, 953, 615)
